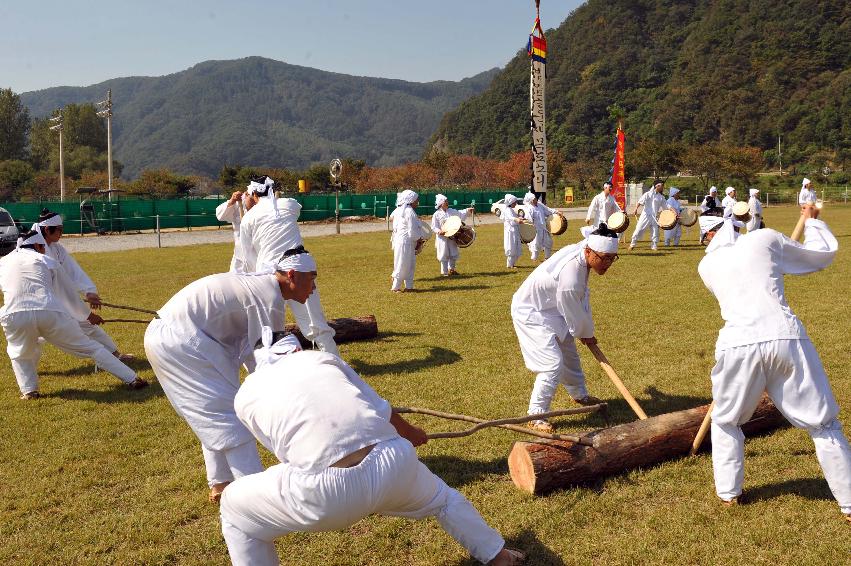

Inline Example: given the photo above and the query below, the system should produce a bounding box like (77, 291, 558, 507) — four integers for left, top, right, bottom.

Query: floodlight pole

(49, 111, 65, 201)
(330, 158, 343, 235)
(97, 89, 114, 201)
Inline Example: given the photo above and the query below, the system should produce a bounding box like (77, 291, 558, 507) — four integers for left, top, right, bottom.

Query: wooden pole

(790, 210, 807, 242)
(92, 300, 159, 316)
(689, 400, 714, 456)
(508, 395, 785, 495)
(586, 342, 648, 420)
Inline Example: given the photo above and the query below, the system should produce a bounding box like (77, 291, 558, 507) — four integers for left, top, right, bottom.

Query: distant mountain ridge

(431, 0, 850, 165)
(21, 57, 499, 178)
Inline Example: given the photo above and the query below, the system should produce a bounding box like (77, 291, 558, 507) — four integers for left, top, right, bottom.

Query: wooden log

(284, 315, 378, 347)
(508, 395, 786, 495)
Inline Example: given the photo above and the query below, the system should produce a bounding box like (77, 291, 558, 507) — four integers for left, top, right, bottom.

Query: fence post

(386, 206, 390, 230)
(156, 215, 161, 248)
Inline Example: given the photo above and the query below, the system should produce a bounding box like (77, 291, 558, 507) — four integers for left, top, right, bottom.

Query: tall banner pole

(527, 2, 547, 196)
(611, 121, 626, 211)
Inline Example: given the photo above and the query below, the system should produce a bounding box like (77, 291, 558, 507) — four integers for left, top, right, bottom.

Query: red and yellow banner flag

(527, 15, 547, 194)
(611, 127, 626, 211)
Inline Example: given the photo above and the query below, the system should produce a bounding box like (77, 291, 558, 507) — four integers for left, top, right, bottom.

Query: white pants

(710, 339, 851, 513)
(504, 230, 521, 267)
(664, 224, 681, 246)
(436, 236, 459, 275)
(630, 213, 659, 248)
(2, 310, 136, 394)
(220, 438, 505, 565)
(202, 441, 264, 487)
(144, 320, 262, 485)
(746, 215, 761, 232)
(391, 240, 416, 290)
(287, 289, 338, 356)
(513, 317, 588, 414)
(528, 229, 552, 261)
(80, 320, 118, 353)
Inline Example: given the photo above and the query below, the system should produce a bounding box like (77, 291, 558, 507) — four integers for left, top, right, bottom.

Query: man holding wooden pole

(697, 206, 851, 521)
(511, 224, 622, 432)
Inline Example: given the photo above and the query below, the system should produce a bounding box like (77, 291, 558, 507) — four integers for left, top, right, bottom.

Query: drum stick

(689, 401, 714, 456)
(237, 198, 245, 220)
(393, 406, 605, 445)
(101, 318, 152, 324)
(790, 201, 823, 242)
(89, 300, 159, 317)
(586, 343, 649, 420)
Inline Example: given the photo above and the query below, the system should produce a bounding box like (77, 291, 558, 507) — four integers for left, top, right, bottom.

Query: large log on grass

(508, 396, 786, 495)
(285, 315, 378, 347)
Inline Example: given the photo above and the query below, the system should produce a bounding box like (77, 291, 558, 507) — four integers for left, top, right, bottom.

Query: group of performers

(0, 171, 848, 565)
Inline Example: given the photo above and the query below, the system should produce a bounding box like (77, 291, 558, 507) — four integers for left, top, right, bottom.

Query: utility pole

(778, 135, 783, 176)
(330, 158, 343, 235)
(96, 89, 114, 200)
(48, 111, 65, 201)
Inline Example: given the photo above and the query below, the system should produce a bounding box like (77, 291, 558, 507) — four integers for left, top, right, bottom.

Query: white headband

(523, 192, 537, 204)
(504, 194, 518, 206)
(725, 186, 735, 195)
(709, 186, 717, 194)
(587, 234, 619, 254)
(749, 188, 759, 196)
(246, 181, 266, 195)
(253, 326, 302, 370)
(276, 250, 317, 273)
(37, 214, 63, 227)
(17, 231, 47, 249)
(802, 178, 811, 187)
(669, 187, 680, 197)
(397, 189, 418, 207)
(434, 194, 447, 209)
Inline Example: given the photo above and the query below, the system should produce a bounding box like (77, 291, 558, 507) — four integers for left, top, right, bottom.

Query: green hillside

(20, 57, 498, 179)
(430, 0, 850, 167)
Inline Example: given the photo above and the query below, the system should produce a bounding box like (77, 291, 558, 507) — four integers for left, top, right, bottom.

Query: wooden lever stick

(89, 300, 159, 316)
(586, 343, 648, 420)
(689, 401, 714, 456)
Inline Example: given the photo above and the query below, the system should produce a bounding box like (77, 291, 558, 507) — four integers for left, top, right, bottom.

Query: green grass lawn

(1, 205, 849, 565)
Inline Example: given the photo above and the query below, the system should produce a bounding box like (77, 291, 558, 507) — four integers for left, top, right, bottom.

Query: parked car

(0, 207, 21, 256)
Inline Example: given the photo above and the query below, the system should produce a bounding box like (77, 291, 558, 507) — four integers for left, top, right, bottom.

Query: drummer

(746, 188, 763, 232)
(585, 182, 621, 229)
(721, 187, 737, 217)
(700, 186, 719, 212)
(523, 191, 557, 262)
(629, 179, 667, 251)
(431, 194, 475, 276)
(664, 187, 683, 246)
(502, 194, 528, 269)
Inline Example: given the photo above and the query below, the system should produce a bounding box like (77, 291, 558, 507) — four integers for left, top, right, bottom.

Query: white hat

(523, 192, 537, 205)
(275, 246, 317, 273)
(709, 186, 717, 194)
(580, 225, 619, 254)
(504, 194, 518, 207)
(749, 188, 759, 197)
(398, 189, 418, 206)
(669, 187, 680, 197)
(253, 326, 302, 370)
(434, 194, 447, 209)
(802, 178, 811, 187)
(725, 186, 735, 195)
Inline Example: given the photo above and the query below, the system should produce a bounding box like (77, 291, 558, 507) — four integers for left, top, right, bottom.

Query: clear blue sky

(1, 1, 584, 93)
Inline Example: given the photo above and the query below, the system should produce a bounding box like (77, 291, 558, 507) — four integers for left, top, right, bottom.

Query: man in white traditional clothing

(585, 182, 620, 229)
(721, 186, 737, 216)
(35, 209, 134, 361)
(522, 191, 556, 262)
(699, 186, 719, 213)
(663, 187, 683, 246)
(629, 179, 667, 251)
(0, 230, 146, 399)
(746, 188, 763, 232)
(502, 194, 527, 268)
(215, 191, 249, 273)
(798, 178, 817, 205)
(390, 189, 429, 291)
(219, 348, 526, 566)
(511, 224, 619, 432)
(239, 176, 338, 355)
(144, 246, 318, 503)
(698, 206, 851, 522)
(430, 193, 474, 276)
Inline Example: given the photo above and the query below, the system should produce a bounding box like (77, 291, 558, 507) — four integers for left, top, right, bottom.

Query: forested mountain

(430, 0, 850, 167)
(21, 57, 498, 178)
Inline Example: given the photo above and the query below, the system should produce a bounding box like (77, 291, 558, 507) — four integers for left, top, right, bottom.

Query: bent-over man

(511, 224, 620, 432)
(220, 349, 525, 566)
(144, 246, 317, 502)
(0, 230, 144, 399)
(698, 207, 851, 521)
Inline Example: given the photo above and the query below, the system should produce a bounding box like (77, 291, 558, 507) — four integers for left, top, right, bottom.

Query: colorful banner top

(527, 35, 547, 64)
(610, 127, 626, 211)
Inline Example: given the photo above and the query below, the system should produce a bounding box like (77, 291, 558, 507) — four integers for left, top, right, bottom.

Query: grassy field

(1, 205, 849, 565)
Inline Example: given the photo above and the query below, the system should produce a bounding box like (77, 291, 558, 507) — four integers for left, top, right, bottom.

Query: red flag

(611, 127, 626, 211)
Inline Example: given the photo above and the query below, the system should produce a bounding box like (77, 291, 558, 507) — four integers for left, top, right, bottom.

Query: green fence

(0, 191, 525, 234)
